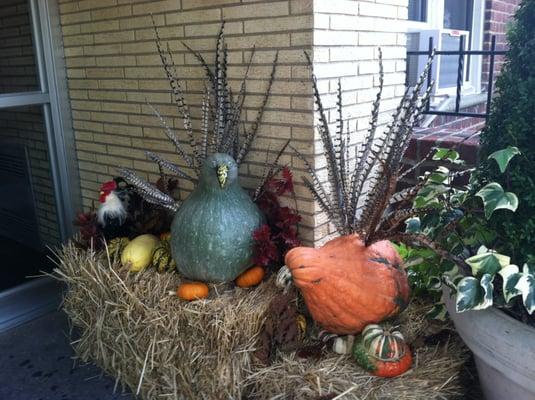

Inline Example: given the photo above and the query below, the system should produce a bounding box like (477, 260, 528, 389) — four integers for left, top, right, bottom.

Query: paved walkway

(0, 311, 132, 400)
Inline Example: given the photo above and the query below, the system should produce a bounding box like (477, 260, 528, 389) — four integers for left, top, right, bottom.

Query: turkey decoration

(97, 179, 129, 239)
(286, 51, 442, 334)
(117, 22, 280, 283)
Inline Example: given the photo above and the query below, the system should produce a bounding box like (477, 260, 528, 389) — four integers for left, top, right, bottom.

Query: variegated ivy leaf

(516, 273, 535, 314)
(488, 146, 520, 173)
(523, 263, 535, 275)
(428, 166, 450, 184)
(476, 182, 519, 219)
(465, 246, 510, 277)
(426, 303, 448, 321)
(456, 274, 494, 313)
(444, 263, 461, 278)
(498, 264, 521, 302)
(427, 275, 442, 292)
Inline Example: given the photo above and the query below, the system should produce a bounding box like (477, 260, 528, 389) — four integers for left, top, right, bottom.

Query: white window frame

(406, 0, 485, 95)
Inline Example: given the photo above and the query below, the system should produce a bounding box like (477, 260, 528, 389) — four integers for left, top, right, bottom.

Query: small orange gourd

(235, 266, 265, 288)
(177, 282, 209, 301)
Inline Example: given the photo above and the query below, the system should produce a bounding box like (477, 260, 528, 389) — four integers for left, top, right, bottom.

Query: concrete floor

(0, 311, 133, 400)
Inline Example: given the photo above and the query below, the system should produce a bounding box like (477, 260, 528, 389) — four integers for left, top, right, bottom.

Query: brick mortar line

(60, 24, 312, 38)
(60, 0, 291, 16)
(60, 10, 311, 26)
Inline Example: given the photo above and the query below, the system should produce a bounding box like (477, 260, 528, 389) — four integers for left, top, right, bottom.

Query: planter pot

(443, 289, 535, 400)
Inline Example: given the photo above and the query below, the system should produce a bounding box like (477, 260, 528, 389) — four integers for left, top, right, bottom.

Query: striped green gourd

(361, 324, 406, 361)
(352, 323, 412, 377)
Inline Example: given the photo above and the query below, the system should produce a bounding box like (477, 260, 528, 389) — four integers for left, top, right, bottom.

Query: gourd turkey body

(285, 234, 410, 334)
(171, 153, 264, 282)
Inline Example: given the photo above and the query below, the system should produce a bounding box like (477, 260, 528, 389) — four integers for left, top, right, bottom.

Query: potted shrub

(400, 144, 534, 400)
(400, 3, 535, 397)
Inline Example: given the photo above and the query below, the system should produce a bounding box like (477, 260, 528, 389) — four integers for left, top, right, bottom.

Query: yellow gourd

(121, 234, 159, 272)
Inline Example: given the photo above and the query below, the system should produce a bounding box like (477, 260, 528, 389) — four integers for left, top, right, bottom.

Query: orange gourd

(235, 265, 265, 288)
(284, 234, 410, 334)
(177, 282, 209, 301)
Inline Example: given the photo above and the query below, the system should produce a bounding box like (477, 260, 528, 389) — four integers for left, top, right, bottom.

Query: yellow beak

(217, 164, 228, 188)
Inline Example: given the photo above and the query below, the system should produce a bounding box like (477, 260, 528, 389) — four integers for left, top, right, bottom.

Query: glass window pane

(0, 105, 59, 290)
(406, 33, 421, 87)
(0, 0, 40, 94)
(438, 34, 466, 88)
(408, 0, 427, 22)
(444, 0, 473, 30)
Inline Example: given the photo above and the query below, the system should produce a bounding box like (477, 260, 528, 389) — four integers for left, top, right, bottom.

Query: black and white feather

(294, 48, 436, 245)
(120, 20, 279, 212)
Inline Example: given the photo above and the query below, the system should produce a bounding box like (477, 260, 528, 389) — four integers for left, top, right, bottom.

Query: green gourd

(170, 153, 264, 282)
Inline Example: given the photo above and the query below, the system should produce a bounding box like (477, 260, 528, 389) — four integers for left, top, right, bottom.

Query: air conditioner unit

(407, 29, 470, 94)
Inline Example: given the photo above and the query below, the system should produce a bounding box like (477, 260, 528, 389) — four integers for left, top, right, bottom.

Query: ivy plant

(401, 146, 535, 320)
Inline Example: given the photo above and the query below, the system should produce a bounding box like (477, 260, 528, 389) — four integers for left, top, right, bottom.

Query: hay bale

(53, 243, 472, 400)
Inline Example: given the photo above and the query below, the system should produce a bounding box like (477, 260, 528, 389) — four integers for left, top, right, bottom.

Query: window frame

(406, 0, 485, 95)
(0, 0, 80, 242)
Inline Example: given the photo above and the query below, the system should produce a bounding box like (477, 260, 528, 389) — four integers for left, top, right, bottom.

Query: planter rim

(443, 287, 535, 335)
(443, 287, 535, 392)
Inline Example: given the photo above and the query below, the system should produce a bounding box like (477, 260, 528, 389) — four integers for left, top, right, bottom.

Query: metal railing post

(485, 35, 497, 123)
(426, 36, 434, 112)
(455, 35, 465, 113)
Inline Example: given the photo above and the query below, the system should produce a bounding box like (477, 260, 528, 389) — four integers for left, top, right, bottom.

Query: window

(0, 0, 79, 247)
(409, 0, 427, 22)
(406, 0, 485, 95)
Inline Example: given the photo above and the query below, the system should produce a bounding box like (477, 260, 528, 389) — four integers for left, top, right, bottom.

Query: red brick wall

(405, 0, 521, 176)
(482, 0, 521, 88)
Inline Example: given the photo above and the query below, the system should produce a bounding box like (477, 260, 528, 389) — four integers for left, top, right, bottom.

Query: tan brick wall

(311, 0, 408, 244)
(58, 0, 318, 242)
(58, 0, 408, 245)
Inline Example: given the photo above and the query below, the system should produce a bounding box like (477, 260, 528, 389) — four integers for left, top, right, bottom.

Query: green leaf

(443, 263, 462, 282)
(433, 148, 463, 164)
(465, 246, 510, 277)
(515, 274, 535, 314)
(498, 264, 521, 302)
(427, 166, 450, 184)
(476, 182, 519, 219)
(523, 264, 535, 275)
(427, 275, 442, 291)
(488, 146, 520, 173)
(426, 303, 448, 321)
(456, 274, 494, 313)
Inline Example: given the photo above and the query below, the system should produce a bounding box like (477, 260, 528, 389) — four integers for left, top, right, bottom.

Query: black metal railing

(406, 35, 506, 122)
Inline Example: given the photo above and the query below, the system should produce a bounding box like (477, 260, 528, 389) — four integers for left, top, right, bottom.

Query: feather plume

(294, 49, 436, 244)
(120, 20, 279, 215)
(119, 168, 179, 212)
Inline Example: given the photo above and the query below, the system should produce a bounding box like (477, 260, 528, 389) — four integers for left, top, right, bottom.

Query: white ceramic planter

(443, 290, 535, 400)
